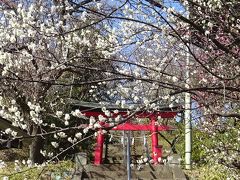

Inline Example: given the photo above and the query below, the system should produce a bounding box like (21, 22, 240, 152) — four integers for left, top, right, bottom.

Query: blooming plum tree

(0, 0, 239, 178)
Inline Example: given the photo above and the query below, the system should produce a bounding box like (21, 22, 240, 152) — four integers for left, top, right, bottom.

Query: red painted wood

(111, 123, 172, 131)
(78, 123, 174, 131)
(94, 131, 104, 165)
(150, 115, 161, 163)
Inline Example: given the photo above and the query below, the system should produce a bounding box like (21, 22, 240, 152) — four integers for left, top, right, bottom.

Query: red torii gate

(75, 102, 179, 165)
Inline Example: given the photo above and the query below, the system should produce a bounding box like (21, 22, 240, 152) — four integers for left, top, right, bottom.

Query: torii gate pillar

(151, 115, 162, 163)
(94, 131, 104, 165)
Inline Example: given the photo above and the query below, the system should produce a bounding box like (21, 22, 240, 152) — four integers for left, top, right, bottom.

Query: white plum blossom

(11, 100, 16, 105)
(162, 95, 170, 100)
(11, 131, 17, 137)
(64, 121, 69, 126)
(98, 115, 106, 122)
(72, 109, 85, 118)
(67, 137, 77, 144)
(57, 132, 67, 138)
(133, 96, 139, 102)
(27, 160, 32, 167)
(56, 111, 63, 118)
(89, 116, 96, 125)
(34, 105, 42, 114)
(2, 176, 8, 180)
(51, 142, 59, 148)
(8, 106, 18, 113)
(48, 152, 53, 158)
(104, 110, 111, 117)
(143, 99, 150, 106)
(75, 132, 82, 139)
(64, 114, 70, 121)
(50, 123, 56, 128)
(40, 150, 47, 157)
(21, 124, 27, 130)
(5, 128, 12, 134)
(83, 127, 89, 134)
(172, 76, 178, 82)
(115, 115, 121, 122)
(0, 160, 6, 169)
(53, 134, 58, 139)
(115, 100, 121, 106)
(113, 109, 119, 114)
(96, 2, 103, 10)
(121, 100, 126, 108)
(93, 123, 102, 129)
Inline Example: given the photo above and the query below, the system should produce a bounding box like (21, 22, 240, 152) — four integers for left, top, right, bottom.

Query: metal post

(127, 131, 131, 180)
(143, 131, 150, 160)
(185, 37, 192, 169)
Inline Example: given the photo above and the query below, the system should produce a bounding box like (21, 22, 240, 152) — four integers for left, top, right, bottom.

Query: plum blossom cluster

(0, 97, 27, 130)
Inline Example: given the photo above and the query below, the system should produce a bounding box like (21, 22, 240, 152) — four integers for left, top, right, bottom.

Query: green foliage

(177, 121, 240, 179)
(0, 161, 74, 180)
(175, 125, 208, 165)
(190, 129, 209, 164)
(197, 164, 239, 180)
(184, 163, 238, 180)
(0, 146, 29, 162)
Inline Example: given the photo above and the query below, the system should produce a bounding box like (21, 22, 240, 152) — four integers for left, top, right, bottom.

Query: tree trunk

(29, 125, 44, 164)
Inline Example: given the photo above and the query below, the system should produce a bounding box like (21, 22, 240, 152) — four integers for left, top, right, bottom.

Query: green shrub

(197, 164, 239, 180)
(0, 160, 74, 180)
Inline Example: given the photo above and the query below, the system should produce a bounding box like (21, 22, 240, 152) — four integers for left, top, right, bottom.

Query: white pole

(185, 26, 192, 169)
(127, 131, 131, 180)
(185, 84, 191, 169)
(123, 131, 126, 163)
